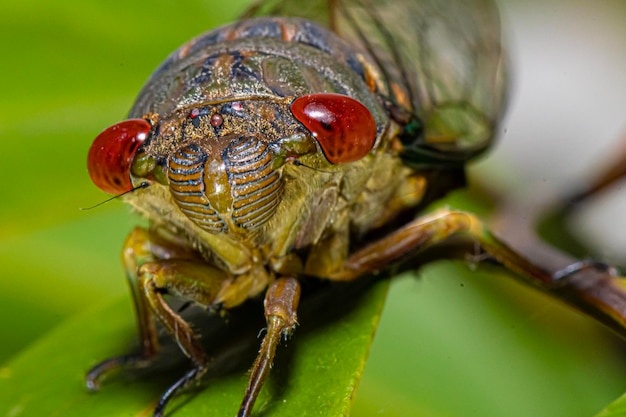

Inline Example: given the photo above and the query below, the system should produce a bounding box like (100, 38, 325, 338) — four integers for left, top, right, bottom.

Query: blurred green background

(1, 0, 626, 416)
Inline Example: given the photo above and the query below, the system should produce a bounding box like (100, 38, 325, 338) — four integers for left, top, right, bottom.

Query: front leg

(239, 277, 301, 417)
(326, 208, 626, 339)
(86, 226, 247, 415)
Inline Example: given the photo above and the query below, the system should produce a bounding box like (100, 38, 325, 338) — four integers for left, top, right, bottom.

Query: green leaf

(0, 279, 390, 417)
(595, 392, 626, 417)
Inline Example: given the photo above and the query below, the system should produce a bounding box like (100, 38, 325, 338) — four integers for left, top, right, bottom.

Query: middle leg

(324, 208, 626, 339)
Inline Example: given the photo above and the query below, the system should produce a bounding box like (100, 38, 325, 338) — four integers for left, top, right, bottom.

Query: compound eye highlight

(87, 119, 151, 194)
(290, 93, 377, 164)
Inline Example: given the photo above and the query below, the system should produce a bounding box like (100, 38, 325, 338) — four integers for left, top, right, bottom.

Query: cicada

(85, 0, 626, 415)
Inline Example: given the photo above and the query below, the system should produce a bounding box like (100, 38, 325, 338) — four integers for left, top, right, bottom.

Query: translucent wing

(243, 0, 507, 165)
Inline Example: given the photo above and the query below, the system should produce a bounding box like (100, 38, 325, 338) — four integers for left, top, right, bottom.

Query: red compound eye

(87, 119, 151, 194)
(290, 93, 377, 164)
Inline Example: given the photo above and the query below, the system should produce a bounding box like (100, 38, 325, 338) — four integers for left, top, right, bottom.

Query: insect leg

(238, 277, 300, 417)
(326, 208, 626, 339)
(86, 227, 170, 389)
(564, 130, 626, 206)
(86, 227, 229, 393)
(531, 131, 626, 268)
(136, 258, 236, 416)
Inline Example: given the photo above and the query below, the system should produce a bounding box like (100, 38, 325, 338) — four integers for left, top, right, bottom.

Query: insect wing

(244, 0, 507, 165)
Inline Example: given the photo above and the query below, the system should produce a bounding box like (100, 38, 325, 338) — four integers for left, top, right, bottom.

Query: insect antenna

(80, 182, 150, 210)
(292, 159, 333, 174)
